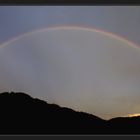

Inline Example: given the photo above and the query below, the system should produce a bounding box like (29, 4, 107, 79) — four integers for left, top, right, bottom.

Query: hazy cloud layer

(0, 29, 140, 119)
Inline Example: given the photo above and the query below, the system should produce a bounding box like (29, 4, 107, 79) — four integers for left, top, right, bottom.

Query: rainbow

(0, 25, 140, 50)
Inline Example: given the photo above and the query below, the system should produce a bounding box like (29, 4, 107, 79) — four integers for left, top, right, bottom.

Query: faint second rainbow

(0, 25, 140, 50)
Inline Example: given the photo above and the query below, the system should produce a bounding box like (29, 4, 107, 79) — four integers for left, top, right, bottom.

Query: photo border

(0, 1, 140, 140)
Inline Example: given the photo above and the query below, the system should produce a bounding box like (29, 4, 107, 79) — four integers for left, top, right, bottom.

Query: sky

(0, 6, 140, 119)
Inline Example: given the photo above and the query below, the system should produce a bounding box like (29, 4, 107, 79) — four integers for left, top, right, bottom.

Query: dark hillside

(0, 92, 140, 135)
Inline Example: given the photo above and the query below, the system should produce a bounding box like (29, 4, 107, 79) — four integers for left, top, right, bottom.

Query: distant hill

(0, 92, 140, 134)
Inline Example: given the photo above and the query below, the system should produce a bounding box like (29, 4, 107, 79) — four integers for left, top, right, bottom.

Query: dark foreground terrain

(0, 92, 140, 135)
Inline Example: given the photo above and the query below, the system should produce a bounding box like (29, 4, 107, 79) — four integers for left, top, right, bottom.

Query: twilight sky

(0, 6, 140, 119)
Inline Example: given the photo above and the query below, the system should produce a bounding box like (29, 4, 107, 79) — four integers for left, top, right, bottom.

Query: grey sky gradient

(0, 6, 140, 45)
(0, 28, 140, 119)
(0, 6, 140, 119)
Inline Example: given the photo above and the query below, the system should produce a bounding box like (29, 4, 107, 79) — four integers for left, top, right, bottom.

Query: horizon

(0, 91, 140, 120)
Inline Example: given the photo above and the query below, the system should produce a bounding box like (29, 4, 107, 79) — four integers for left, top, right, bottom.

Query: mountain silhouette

(0, 92, 140, 135)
